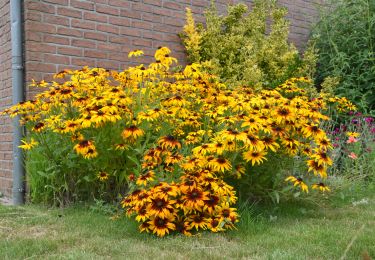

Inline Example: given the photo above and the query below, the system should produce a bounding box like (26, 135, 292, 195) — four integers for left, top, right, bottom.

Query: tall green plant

(180, 0, 317, 89)
(313, 0, 375, 112)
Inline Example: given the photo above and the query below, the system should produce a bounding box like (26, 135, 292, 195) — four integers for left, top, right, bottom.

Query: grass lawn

(1, 188, 374, 260)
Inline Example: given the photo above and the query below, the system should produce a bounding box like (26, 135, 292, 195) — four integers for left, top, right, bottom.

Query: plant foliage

(313, 0, 375, 112)
(180, 0, 317, 89)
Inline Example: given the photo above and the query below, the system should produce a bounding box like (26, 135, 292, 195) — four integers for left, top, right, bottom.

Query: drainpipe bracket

(12, 65, 23, 70)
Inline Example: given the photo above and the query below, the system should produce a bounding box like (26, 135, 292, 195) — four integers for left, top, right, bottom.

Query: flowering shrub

(325, 112, 375, 179)
(180, 1, 317, 89)
(2, 47, 356, 236)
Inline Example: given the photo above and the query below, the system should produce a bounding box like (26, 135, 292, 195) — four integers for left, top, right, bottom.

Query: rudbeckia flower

(122, 125, 144, 141)
(243, 150, 267, 166)
(158, 135, 182, 150)
(148, 216, 176, 237)
(312, 183, 330, 192)
(285, 176, 309, 193)
(181, 187, 208, 212)
(208, 157, 232, 172)
(97, 171, 109, 181)
(18, 138, 38, 150)
(147, 195, 176, 218)
(136, 171, 155, 186)
(128, 49, 144, 58)
(187, 213, 208, 230)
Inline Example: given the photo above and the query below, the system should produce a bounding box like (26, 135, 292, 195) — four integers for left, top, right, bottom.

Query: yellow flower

(147, 195, 176, 219)
(187, 213, 208, 231)
(18, 138, 38, 150)
(181, 187, 208, 212)
(32, 122, 46, 132)
(302, 124, 325, 139)
(73, 140, 98, 159)
(346, 132, 360, 138)
(97, 171, 109, 181)
(311, 149, 333, 166)
(312, 183, 330, 192)
(307, 159, 327, 178)
(122, 125, 144, 141)
(148, 215, 176, 237)
(243, 150, 267, 166)
(208, 157, 232, 172)
(285, 176, 309, 193)
(128, 49, 144, 58)
(136, 171, 155, 186)
(158, 136, 182, 150)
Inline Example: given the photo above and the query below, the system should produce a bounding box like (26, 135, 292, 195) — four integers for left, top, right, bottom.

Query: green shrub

(180, 0, 317, 89)
(313, 0, 375, 112)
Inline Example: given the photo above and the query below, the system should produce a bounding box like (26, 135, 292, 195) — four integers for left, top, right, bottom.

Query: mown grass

(1, 184, 374, 260)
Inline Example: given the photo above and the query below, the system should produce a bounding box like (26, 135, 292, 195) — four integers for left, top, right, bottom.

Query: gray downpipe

(10, 0, 25, 205)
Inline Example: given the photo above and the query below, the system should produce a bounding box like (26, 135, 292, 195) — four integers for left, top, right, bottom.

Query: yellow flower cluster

(122, 133, 239, 237)
(1, 47, 355, 236)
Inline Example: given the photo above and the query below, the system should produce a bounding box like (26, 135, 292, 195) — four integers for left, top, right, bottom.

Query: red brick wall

(0, 0, 323, 198)
(0, 0, 13, 197)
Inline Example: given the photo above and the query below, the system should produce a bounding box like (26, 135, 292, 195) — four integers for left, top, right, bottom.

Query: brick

(152, 7, 173, 17)
(25, 31, 42, 42)
(109, 35, 132, 44)
(84, 12, 108, 23)
(96, 4, 120, 16)
(109, 16, 131, 26)
(43, 35, 70, 45)
(44, 54, 70, 65)
(108, 0, 131, 8)
(27, 62, 56, 73)
(96, 43, 121, 52)
(142, 13, 162, 23)
(24, 11, 42, 22)
(84, 49, 106, 59)
(70, 0, 95, 10)
(25, 2, 55, 14)
(84, 31, 107, 41)
(132, 20, 152, 30)
(57, 27, 83, 38)
(96, 60, 119, 70)
(42, 73, 55, 82)
(191, 0, 207, 7)
(108, 52, 127, 62)
(120, 9, 142, 20)
(133, 38, 152, 47)
(72, 39, 96, 48)
(153, 23, 179, 34)
(143, 0, 162, 6)
(25, 21, 56, 33)
(28, 42, 56, 53)
(163, 1, 182, 10)
(57, 46, 82, 56)
(142, 31, 164, 41)
(164, 17, 184, 27)
(71, 19, 96, 30)
(44, 0, 69, 5)
(120, 27, 142, 37)
(96, 24, 119, 34)
(71, 57, 97, 67)
(57, 7, 82, 18)
(91, 0, 107, 3)
(162, 33, 180, 42)
(57, 65, 82, 71)
(43, 14, 70, 26)
(132, 3, 153, 13)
